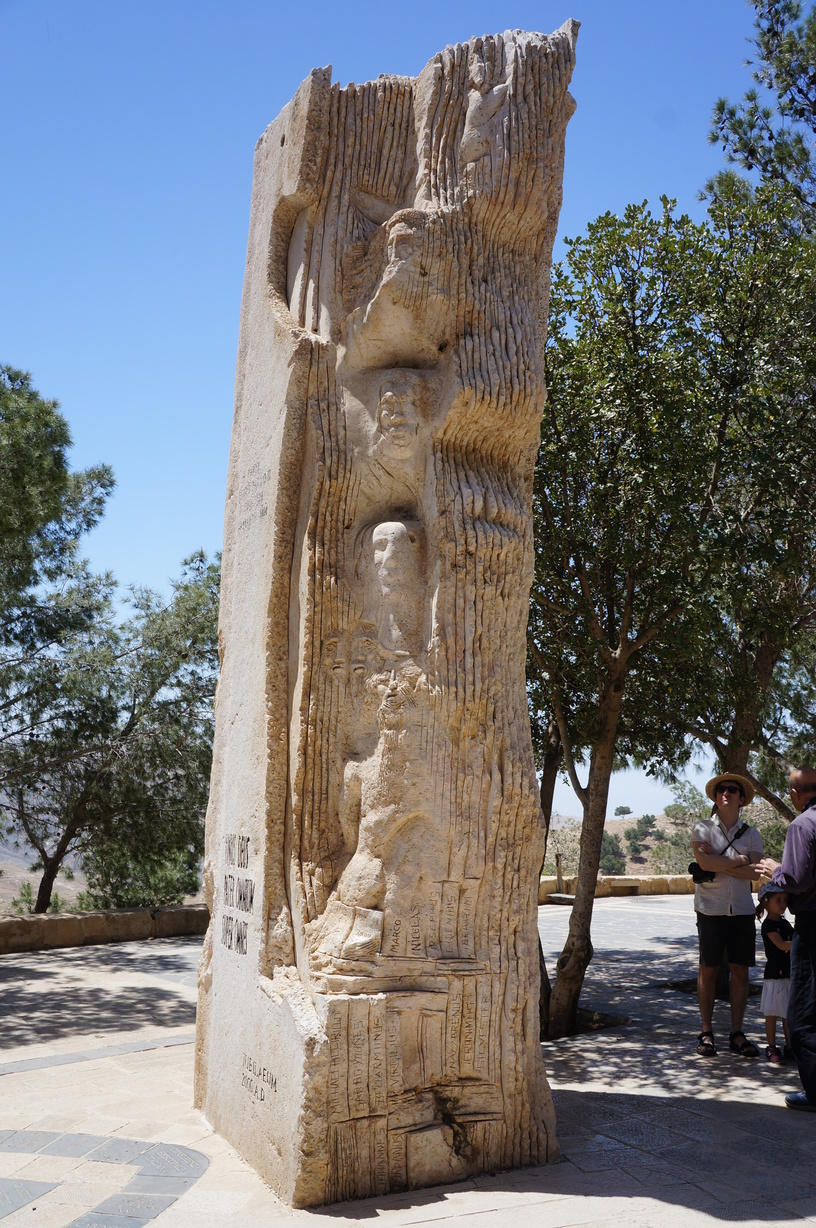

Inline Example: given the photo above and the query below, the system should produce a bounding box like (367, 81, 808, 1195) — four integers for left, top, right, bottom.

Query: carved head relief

(373, 521, 421, 598)
(355, 519, 426, 656)
(460, 42, 513, 168)
(376, 380, 421, 457)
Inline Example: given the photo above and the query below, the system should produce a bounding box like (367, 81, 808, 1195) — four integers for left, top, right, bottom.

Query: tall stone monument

(195, 23, 578, 1208)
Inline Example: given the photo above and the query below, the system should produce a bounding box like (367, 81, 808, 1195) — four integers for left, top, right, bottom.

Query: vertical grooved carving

(197, 22, 578, 1208)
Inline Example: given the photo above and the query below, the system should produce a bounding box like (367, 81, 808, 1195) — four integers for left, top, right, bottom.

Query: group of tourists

(691, 766, 816, 1111)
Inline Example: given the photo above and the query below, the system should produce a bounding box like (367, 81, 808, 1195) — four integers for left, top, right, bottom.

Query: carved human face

(377, 385, 419, 455)
(372, 522, 422, 599)
(377, 669, 408, 730)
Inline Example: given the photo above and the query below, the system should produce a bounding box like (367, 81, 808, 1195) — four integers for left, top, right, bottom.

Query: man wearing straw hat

(691, 772, 763, 1058)
(755, 766, 816, 1111)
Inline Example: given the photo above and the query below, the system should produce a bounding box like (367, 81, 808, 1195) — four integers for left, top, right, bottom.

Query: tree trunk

(32, 810, 83, 913)
(34, 858, 60, 913)
(538, 718, 561, 1036)
(547, 675, 624, 1038)
(718, 637, 796, 819)
(538, 716, 562, 837)
(539, 936, 552, 1036)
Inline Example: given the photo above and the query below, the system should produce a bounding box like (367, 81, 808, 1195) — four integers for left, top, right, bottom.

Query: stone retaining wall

(539, 874, 696, 903)
(0, 903, 209, 955)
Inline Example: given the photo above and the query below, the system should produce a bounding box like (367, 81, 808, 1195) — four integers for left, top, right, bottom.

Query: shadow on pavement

(0, 982, 196, 1045)
(309, 1087, 816, 1223)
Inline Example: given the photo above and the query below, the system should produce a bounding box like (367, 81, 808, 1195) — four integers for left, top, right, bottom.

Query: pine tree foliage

(711, 1, 816, 210)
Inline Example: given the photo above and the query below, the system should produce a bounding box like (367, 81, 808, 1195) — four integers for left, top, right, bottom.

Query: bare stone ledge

(0, 903, 209, 954)
(539, 875, 695, 904)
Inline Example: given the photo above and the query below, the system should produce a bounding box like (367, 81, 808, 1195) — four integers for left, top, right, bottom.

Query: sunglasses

(716, 784, 743, 796)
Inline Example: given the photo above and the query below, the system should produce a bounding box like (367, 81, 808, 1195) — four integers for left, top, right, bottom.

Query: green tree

(0, 364, 70, 612)
(651, 781, 709, 875)
(624, 814, 656, 859)
(0, 365, 113, 648)
(530, 200, 719, 1036)
(629, 183, 816, 819)
(528, 182, 816, 1036)
(599, 832, 626, 875)
(700, 2, 816, 813)
(0, 553, 219, 911)
(710, 1, 816, 211)
(614, 805, 631, 816)
(541, 824, 582, 877)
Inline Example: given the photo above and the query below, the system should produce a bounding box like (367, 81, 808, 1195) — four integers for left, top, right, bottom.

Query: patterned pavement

(0, 898, 814, 1226)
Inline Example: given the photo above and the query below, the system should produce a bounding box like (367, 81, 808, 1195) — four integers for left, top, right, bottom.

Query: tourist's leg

(698, 964, 717, 1032)
(789, 914, 816, 1100)
(729, 963, 749, 1034)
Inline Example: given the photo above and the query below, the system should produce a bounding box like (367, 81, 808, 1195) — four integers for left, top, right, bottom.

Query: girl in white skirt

(756, 881, 793, 1064)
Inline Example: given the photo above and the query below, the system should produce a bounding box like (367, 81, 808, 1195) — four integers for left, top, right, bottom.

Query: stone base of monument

(197, 962, 559, 1207)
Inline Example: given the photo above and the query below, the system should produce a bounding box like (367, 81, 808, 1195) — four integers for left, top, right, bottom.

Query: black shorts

(696, 913, 756, 968)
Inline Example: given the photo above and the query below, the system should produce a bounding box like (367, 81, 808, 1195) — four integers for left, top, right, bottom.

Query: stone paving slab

(0, 1132, 208, 1226)
(0, 1178, 57, 1217)
(40, 1138, 109, 1159)
(1, 901, 815, 1226)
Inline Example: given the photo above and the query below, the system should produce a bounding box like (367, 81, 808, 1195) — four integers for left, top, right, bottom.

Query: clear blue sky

(2, 0, 757, 815)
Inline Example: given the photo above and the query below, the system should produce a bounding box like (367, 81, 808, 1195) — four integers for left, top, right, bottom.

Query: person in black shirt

(756, 882, 793, 1064)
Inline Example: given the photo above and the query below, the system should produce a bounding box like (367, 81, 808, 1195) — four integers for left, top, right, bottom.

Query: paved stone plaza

(2, 896, 815, 1226)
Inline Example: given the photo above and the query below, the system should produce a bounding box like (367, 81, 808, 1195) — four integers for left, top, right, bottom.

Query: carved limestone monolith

(195, 24, 578, 1208)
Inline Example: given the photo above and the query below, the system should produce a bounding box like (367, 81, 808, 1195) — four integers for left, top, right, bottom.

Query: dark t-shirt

(761, 916, 793, 979)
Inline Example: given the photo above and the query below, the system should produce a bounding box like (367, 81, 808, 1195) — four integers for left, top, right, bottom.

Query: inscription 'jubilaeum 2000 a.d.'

(241, 1053, 277, 1101)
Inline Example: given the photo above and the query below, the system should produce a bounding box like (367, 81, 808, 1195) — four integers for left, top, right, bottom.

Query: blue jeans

(789, 911, 816, 1102)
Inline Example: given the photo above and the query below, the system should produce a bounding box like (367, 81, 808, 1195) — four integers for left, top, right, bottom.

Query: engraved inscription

(368, 1000, 387, 1115)
(475, 979, 491, 1078)
(458, 883, 477, 959)
(221, 832, 254, 956)
(445, 978, 463, 1078)
(372, 1118, 389, 1194)
(241, 1053, 277, 1101)
(221, 914, 248, 954)
(327, 1002, 350, 1122)
(440, 882, 459, 957)
(386, 1009, 404, 1095)
(460, 977, 477, 1075)
(237, 463, 271, 535)
(348, 999, 370, 1119)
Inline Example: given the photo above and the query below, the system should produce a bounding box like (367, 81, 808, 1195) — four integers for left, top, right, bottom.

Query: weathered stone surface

(195, 25, 578, 1208)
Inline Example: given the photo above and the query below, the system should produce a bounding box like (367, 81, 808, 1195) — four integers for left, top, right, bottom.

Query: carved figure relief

(196, 23, 579, 1208)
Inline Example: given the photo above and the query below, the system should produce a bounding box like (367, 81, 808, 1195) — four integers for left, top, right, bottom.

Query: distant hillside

(545, 799, 788, 878)
(544, 811, 688, 877)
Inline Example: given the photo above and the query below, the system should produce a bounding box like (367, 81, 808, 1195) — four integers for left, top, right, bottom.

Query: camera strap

(719, 822, 749, 854)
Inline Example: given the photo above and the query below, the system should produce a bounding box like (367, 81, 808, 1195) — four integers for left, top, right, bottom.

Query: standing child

(756, 881, 793, 1064)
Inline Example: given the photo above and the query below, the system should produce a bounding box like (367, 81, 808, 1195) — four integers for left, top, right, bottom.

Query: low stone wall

(0, 903, 209, 955)
(539, 874, 695, 903)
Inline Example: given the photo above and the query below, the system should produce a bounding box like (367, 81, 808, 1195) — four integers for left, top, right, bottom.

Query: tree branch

(550, 687, 588, 810)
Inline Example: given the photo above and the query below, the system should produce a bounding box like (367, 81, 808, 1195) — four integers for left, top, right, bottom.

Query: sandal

(697, 1031, 717, 1056)
(729, 1031, 759, 1057)
(765, 1045, 781, 1064)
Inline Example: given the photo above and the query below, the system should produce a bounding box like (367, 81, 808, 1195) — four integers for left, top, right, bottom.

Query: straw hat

(705, 773, 755, 805)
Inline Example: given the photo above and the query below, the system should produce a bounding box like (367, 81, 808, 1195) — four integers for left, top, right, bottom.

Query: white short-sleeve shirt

(691, 814, 763, 916)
